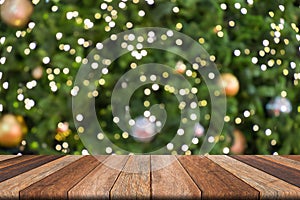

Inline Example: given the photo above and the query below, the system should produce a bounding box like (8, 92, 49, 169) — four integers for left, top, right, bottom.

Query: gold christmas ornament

(220, 73, 240, 97)
(0, 114, 24, 148)
(0, 0, 34, 28)
(32, 66, 43, 79)
(230, 129, 246, 154)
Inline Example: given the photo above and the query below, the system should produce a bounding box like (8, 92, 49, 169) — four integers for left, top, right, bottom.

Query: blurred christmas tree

(0, 0, 299, 155)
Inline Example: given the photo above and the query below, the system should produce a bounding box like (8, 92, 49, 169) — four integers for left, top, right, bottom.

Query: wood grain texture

(68, 155, 129, 200)
(0, 155, 18, 162)
(0, 155, 37, 170)
(257, 155, 300, 170)
(0, 155, 82, 200)
(20, 156, 104, 200)
(281, 155, 300, 162)
(208, 155, 300, 199)
(0, 155, 60, 182)
(232, 155, 300, 188)
(110, 155, 151, 200)
(151, 155, 201, 199)
(179, 156, 259, 200)
(0, 155, 298, 199)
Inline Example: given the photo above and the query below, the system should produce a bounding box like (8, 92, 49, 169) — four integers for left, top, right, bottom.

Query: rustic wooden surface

(0, 155, 299, 199)
(281, 155, 300, 162)
(179, 156, 259, 199)
(0, 155, 18, 162)
(208, 155, 300, 199)
(232, 155, 300, 188)
(0, 155, 82, 200)
(69, 155, 128, 199)
(152, 155, 201, 199)
(110, 155, 151, 199)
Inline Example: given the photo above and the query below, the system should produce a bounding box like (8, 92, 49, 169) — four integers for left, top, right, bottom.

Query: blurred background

(0, 0, 299, 155)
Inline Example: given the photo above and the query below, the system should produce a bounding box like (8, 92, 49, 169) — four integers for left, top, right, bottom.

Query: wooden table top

(0, 155, 299, 199)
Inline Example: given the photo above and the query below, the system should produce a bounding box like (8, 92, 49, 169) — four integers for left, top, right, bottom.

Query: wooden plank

(0, 155, 37, 170)
(0, 155, 18, 162)
(0, 155, 82, 200)
(68, 155, 129, 200)
(178, 156, 258, 199)
(232, 155, 300, 188)
(208, 155, 300, 199)
(257, 155, 300, 170)
(281, 155, 300, 162)
(0, 155, 60, 182)
(110, 155, 151, 199)
(20, 156, 104, 200)
(152, 155, 201, 199)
